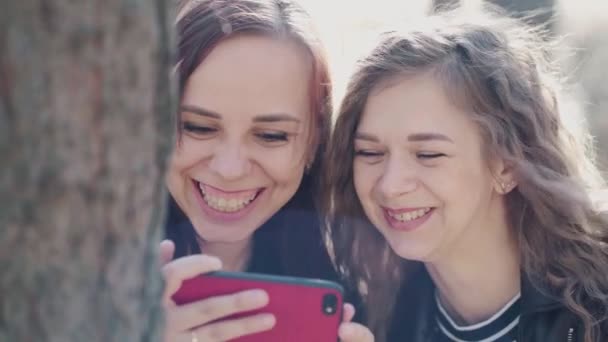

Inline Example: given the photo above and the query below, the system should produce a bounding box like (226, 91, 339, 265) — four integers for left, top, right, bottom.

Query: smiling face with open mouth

(166, 35, 313, 244)
(353, 73, 507, 263)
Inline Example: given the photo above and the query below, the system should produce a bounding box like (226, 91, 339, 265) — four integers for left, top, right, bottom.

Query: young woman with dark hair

(161, 1, 372, 341)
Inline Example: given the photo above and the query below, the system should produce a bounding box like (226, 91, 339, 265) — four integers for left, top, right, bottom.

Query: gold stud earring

(305, 161, 313, 173)
(500, 180, 516, 194)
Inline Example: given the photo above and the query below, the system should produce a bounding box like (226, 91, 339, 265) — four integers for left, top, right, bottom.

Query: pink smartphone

(172, 271, 344, 342)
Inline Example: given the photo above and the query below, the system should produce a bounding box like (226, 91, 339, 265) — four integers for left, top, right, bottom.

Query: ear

(491, 157, 517, 195)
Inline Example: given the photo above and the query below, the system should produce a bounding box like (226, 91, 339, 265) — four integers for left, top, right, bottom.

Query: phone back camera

(321, 293, 338, 316)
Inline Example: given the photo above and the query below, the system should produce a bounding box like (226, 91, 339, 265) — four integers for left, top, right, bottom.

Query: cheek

(429, 162, 492, 215)
(256, 148, 306, 185)
(353, 163, 374, 200)
(423, 167, 464, 198)
(165, 154, 185, 202)
(166, 145, 195, 188)
(263, 133, 310, 183)
(453, 160, 493, 196)
(169, 139, 210, 171)
(167, 149, 185, 173)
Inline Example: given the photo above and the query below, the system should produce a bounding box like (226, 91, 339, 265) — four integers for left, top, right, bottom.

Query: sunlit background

(298, 0, 608, 175)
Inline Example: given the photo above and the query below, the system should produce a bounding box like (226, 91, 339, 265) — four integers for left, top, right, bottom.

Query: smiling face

(353, 73, 506, 263)
(166, 35, 313, 244)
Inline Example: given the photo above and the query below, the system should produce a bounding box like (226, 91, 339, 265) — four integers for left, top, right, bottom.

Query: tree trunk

(0, 1, 175, 341)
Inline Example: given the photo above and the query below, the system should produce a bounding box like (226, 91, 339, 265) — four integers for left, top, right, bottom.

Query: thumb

(342, 303, 356, 323)
(159, 239, 175, 266)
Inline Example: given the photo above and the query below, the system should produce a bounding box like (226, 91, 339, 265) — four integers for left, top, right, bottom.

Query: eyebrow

(354, 132, 454, 143)
(180, 105, 300, 123)
(407, 133, 454, 143)
(252, 113, 300, 123)
(354, 132, 379, 142)
(180, 105, 221, 119)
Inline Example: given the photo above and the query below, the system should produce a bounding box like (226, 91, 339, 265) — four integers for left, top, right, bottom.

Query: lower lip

(193, 181, 263, 223)
(383, 208, 434, 232)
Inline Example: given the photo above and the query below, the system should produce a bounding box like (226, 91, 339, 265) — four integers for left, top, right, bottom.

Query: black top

(164, 197, 281, 273)
(435, 292, 520, 342)
(165, 196, 334, 276)
(387, 263, 596, 342)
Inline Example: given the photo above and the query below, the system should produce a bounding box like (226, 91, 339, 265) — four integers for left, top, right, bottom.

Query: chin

(195, 230, 256, 245)
(191, 219, 261, 244)
(388, 239, 436, 263)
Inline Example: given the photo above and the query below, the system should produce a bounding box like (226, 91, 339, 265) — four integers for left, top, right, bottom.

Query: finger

(162, 254, 222, 305)
(194, 313, 276, 341)
(167, 289, 269, 332)
(342, 303, 356, 323)
(339, 322, 375, 342)
(159, 240, 175, 266)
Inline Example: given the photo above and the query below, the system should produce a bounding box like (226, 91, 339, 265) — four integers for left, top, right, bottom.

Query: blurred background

(299, 0, 608, 176)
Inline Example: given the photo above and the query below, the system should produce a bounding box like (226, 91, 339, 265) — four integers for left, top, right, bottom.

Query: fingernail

(260, 314, 276, 327)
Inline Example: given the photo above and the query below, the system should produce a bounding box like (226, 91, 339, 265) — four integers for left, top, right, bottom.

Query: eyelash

(182, 122, 289, 144)
(416, 152, 446, 159)
(355, 150, 447, 160)
(355, 150, 383, 157)
(182, 122, 217, 135)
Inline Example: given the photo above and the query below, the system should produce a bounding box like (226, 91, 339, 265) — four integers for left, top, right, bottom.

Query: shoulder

(520, 277, 607, 342)
(519, 305, 583, 341)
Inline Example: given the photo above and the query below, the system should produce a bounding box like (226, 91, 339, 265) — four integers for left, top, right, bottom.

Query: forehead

(182, 34, 312, 120)
(359, 73, 477, 141)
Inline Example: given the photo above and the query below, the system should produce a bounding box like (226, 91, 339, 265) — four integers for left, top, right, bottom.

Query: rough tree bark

(0, 1, 175, 341)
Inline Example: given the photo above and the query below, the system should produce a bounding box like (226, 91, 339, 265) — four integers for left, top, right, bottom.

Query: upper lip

(195, 181, 263, 194)
(382, 206, 433, 215)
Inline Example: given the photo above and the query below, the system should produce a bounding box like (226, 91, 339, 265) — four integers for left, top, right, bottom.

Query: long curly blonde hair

(323, 6, 608, 342)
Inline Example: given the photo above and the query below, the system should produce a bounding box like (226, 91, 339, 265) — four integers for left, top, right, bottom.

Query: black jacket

(388, 264, 592, 342)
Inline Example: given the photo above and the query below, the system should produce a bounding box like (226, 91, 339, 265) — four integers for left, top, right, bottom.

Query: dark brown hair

(324, 6, 608, 342)
(175, 0, 331, 151)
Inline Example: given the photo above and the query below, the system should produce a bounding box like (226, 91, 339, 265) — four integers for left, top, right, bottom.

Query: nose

(208, 142, 252, 181)
(376, 155, 418, 200)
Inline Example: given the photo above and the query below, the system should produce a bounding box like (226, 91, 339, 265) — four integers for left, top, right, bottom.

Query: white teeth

(203, 194, 255, 212)
(198, 183, 257, 213)
(390, 208, 431, 222)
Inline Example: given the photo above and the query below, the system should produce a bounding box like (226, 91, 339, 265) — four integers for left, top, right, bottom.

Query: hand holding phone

(160, 241, 276, 342)
(172, 271, 345, 342)
(339, 303, 375, 342)
(160, 240, 373, 342)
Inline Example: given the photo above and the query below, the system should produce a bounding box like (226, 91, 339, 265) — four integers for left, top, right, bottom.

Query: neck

(197, 237, 253, 272)
(427, 201, 521, 325)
